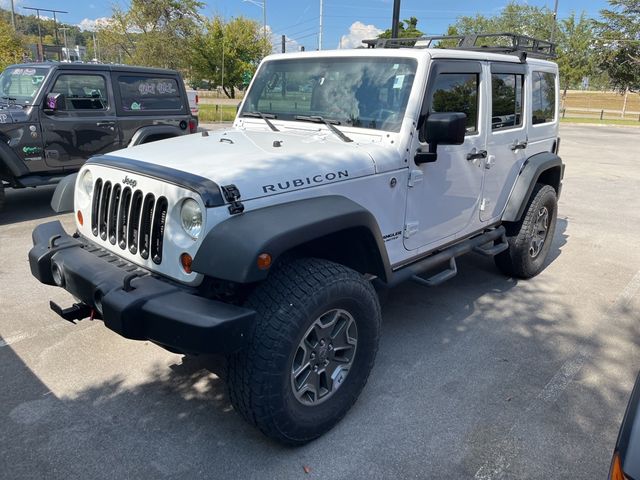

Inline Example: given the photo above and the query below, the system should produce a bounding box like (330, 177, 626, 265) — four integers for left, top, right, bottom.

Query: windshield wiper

(242, 111, 279, 132)
(294, 115, 353, 143)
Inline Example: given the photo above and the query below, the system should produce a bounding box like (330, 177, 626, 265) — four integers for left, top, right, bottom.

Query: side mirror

(415, 112, 467, 164)
(44, 92, 65, 112)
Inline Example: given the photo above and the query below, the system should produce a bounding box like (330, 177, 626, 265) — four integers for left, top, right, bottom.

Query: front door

(481, 62, 528, 222)
(41, 71, 119, 170)
(404, 60, 487, 251)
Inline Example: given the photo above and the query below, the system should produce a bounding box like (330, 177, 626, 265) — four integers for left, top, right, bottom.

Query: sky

(1, 0, 611, 52)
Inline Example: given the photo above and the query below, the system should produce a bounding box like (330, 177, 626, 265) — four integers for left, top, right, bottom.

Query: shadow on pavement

(1, 221, 637, 479)
(0, 185, 59, 226)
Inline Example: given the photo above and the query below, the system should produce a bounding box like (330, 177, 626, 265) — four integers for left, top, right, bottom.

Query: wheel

(0, 182, 5, 212)
(227, 258, 381, 445)
(495, 183, 558, 279)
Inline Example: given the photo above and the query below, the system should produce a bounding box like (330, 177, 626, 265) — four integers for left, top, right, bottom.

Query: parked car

(29, 33, 563, 444)
(0, 62, 196, 210)
(610, 372, 640, 479)
(186, 88, 199, 118)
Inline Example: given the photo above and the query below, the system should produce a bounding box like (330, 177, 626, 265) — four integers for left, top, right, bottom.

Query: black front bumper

(28, 221, 255, 354)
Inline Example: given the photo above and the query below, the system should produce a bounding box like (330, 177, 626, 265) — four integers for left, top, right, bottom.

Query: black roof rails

(362, 33, 556, 61)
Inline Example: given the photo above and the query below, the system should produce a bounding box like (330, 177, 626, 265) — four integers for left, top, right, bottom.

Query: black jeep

(0, 62, 196, 210)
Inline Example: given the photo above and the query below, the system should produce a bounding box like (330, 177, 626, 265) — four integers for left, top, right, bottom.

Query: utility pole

(281, 34, 286, 53)
(10, 0, 16, 30)
(318, 0, 324, 50)
(550, 0, 559, 43)
(243, 0, 267, 54)
(391, 0, 401, 38)
(92, 32, 99, 63)
(60, 27, 70, 61)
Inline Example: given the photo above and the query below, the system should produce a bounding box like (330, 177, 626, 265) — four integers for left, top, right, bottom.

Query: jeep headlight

(76, 169, 93, 209)
(80, 169, 94, 197)
(180, 198, 203, 239)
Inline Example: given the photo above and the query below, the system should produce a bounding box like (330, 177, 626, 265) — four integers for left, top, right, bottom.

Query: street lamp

(243, 0, 267, 47)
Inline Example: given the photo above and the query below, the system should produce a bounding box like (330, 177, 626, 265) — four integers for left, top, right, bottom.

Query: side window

(491, 73, 523, 130)
(51, 74, 108, 110)
(117, 76, 183, 112)
(430, 73, 479, 134)
(532, 72, 556, 124)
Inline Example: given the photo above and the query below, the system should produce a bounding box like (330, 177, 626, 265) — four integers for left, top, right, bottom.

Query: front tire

(0, 182, 5, 212)
(227, 258, 381, 445)
(495, 183, 558, 279)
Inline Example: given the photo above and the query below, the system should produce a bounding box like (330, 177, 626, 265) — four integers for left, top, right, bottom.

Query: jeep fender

(50, 173, 77, 213)
(503, 152, 564, 222)
(192, 195, 392, 284)
(128, 125, 185, 147)
(0, 140, 29, 179)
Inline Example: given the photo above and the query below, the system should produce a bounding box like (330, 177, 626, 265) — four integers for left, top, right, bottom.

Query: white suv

(30, 33, 564, 445)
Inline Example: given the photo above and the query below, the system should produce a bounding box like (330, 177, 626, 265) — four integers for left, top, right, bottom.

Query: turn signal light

(610, 452, 629, 480)
(180, 253, 193, 274)
(257, 253, 272, 270)
(77, 210, 84, 226)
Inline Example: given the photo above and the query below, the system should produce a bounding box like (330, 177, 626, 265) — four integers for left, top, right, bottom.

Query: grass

(198, 104, 237, 123)
(563, 90, 640, 112)
(560, 117, 640, 126)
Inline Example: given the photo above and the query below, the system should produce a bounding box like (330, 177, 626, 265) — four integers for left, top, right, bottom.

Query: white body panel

(74, 47, 560, 284)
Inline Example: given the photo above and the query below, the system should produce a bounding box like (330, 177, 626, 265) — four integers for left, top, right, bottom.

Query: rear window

(532, 72, 556, 124)
(117, 76, 183, 112)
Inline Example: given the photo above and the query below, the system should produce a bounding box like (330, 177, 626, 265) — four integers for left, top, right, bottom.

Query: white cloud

(78, 17, 111, 32)
(338, 21, 383, 49)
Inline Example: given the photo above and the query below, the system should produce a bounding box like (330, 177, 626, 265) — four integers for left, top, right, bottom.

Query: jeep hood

(97, 129, 378, 202)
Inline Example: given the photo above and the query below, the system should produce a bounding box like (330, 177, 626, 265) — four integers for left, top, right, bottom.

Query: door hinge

(408, 169, 423, 187)
(404, 221, 419, 238)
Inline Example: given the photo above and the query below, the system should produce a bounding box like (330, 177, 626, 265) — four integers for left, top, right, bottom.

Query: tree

(97, 0, 203, 69)
(0, 18, 25, 70)
(593, 0, 640, 93)
(378, 17, 424, 39)
(190, 16, 269, 98)
(556, 13, 596, 94)
(447, 2, 603, 91)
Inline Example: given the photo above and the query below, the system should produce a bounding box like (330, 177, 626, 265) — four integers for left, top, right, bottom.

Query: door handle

(466, 149, 487, 161)
(510, 140, 528, 151)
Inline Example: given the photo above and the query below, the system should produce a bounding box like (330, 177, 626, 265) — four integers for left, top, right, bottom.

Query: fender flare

(128, 125, 185, 147)
(192, 195, 392, 284)
(0, 140, 29, 178)
(50, 173, 77, 213)
(503, 152, 564, 222)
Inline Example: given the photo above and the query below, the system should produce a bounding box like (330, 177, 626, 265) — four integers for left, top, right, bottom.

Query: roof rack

(362, 33, 556, 61)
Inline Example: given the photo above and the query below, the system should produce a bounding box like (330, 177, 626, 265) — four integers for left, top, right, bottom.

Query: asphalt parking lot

(1, 124, 639, 479)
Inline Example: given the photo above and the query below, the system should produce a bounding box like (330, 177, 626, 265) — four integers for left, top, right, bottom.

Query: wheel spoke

(290, 308, 358, 406)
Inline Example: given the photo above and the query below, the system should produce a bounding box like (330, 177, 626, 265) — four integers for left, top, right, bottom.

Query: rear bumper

(28, 221, 255, 354)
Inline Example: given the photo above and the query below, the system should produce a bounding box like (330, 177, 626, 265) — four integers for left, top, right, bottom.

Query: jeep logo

(122, 176, 137, 188)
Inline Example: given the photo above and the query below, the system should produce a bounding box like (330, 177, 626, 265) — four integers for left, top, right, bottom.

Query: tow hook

(49, 301, 95, 323)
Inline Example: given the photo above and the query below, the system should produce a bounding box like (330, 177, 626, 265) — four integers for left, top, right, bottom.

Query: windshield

(0, 66, 50, 104)
(241, 57, 417, 132)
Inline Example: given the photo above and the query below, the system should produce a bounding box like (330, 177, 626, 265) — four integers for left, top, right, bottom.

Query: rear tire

(0, 182, 5, 212)
(227, 258, 381, 445)
(495, 183, 557, 279)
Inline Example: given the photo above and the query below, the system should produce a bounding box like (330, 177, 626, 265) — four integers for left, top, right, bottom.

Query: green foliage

(447, 2, 605, 91)
(190, 16, 269, 99)
(97, 0, 204, 69)
(593, 0, 640, 93)
(378, 17, 424, 39)
(0, 18, 25, 70)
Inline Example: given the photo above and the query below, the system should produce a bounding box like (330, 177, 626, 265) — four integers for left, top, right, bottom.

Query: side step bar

(387, 227, 507, 288)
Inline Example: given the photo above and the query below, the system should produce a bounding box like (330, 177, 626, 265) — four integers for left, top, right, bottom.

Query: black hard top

(7, 62, 180, 76)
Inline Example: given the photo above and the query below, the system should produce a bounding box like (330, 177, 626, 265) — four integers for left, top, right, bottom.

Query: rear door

(480, 62, 527, 222)
(41, 71, 119, 169)
(404, 60, 487, 250)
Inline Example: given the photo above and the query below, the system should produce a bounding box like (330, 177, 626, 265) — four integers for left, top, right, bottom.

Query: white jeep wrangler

(29, 33, 564, 444)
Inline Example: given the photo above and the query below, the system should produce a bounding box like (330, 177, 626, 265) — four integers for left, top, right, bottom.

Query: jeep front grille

(90, 178, 168, 265)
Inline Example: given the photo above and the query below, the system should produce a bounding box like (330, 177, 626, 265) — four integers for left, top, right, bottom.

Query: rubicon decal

(262, 170, 349, 193)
